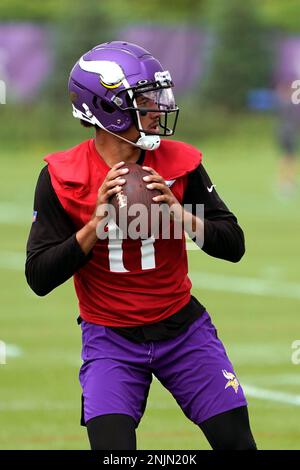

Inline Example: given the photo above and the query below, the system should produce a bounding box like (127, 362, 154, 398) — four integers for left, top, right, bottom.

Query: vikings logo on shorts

(222, 369, 240, 394)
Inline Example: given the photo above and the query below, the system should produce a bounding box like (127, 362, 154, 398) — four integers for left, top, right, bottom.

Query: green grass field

(0, 113, 300, 449)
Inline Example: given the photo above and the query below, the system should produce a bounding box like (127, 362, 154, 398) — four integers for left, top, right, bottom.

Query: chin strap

(72, 104, 161, 151)
(135, 134, 161, 151)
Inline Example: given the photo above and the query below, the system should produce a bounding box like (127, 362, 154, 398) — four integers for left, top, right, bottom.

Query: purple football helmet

(68, 41, 179, 150)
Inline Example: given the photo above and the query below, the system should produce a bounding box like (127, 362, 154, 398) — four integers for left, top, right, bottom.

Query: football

(109, 162, 161, 238)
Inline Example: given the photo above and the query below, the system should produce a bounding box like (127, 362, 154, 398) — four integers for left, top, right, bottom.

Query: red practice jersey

(45, 139, 202, 326)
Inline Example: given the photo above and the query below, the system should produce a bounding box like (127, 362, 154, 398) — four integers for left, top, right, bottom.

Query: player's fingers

(152, 194, 169, 202)
(143, 174, 164, 184)
(98, 178, 119, 196)
(146, 182, 169, 192)
(105, 177, 126, 189)
(107, 167, 129, 181)
(106, 185, 123, 197)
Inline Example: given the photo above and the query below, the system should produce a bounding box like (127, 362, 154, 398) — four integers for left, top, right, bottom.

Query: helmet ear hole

(92, 96, 99, 109)
(92, 96, 116, 114)
(100, 99, 116, 114)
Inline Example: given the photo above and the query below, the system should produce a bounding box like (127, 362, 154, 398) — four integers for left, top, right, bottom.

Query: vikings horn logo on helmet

(78, 57, 125, 88)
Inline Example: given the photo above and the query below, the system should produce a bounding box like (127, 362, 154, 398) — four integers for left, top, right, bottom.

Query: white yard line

(190, 271, 300, 300)
(0, 384, 299, 411)
(1, 250, 299, 300)
(4, 344, 23, 358)
(0, 401, 77, 411)
(0, 343, 23, 365)
(243, 385, 300, 406)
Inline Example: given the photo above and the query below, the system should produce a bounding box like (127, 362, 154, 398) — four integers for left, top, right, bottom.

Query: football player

(26, 41, 256, 450)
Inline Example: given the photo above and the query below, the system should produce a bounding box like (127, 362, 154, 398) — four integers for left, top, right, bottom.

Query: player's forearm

(25, 234, 91, 296)
(181, 203, 245, 262)
(202, 219, 245, 262)
(76, 217, 99, 255)
(182, 209, 204, 246)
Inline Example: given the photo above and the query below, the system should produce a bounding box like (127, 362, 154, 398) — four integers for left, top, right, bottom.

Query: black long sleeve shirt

(25, 157, 245, 343)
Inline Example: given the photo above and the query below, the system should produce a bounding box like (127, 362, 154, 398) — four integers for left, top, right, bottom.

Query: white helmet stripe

(79, 57, 125, 86)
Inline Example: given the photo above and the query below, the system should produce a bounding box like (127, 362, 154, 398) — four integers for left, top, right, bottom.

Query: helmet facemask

(112, 71, 179, 138)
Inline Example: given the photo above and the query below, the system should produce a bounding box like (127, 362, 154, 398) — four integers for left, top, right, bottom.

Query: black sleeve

(25, 166, 92, 296)
(183, 164, 245, 263)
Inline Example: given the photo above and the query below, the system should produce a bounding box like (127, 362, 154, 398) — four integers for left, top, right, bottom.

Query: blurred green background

(0, 0, 300, 450)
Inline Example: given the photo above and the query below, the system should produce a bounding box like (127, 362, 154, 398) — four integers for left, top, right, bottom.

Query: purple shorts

(79, 311, 247, 427)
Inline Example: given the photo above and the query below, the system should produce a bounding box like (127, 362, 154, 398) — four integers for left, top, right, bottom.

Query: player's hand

(142, 166, 183, 222)
(91, 161, 128, 220)
(142, 166, 176, 205)
(96, 161, 129, 206)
